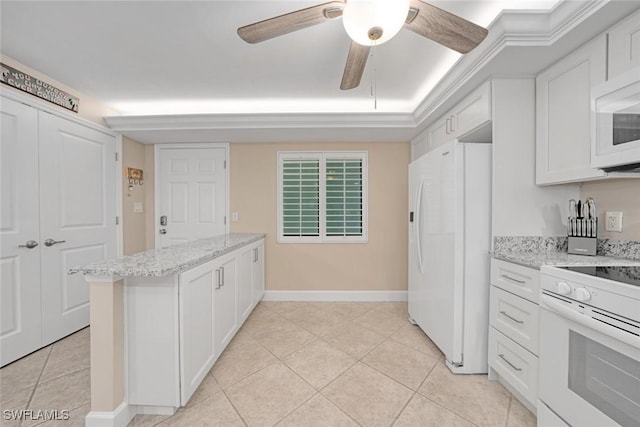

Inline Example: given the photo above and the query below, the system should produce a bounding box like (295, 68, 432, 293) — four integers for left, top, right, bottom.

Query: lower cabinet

(179, 261, 216, 405)
(127, 238, 265, 410)
(252, 242, 265, 304)
(488, 259, 540, 413)
(213, 254, 238, 357)
(237, 241, 265, 324)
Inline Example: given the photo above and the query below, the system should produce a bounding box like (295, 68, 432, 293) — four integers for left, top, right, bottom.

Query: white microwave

(591, 67, 640, 171)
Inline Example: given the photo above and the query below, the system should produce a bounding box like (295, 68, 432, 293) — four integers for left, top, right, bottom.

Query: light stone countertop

(491, 251, 640, 270)
(69, 233, 265, 278)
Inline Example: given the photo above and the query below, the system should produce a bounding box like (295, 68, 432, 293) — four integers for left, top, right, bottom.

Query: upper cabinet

(536, 34, 607, 185)
(418, 81, 492, 155)
(608, 8, 640, 78)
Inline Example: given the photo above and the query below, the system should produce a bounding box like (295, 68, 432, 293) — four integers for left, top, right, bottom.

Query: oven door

(539, 294, 640, 427)
(591, 67, 640, 170)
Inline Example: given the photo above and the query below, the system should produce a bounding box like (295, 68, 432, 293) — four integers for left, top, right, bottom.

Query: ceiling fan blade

(238, 1, 344, 44)
(404, 0, 488, 54)
(341, 41, 370, 90)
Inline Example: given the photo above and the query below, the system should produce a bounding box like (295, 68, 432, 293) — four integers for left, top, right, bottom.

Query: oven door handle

(540, 294, 640, 350)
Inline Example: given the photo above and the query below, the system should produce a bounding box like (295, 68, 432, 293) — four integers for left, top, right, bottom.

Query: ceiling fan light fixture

(342, 0, 410, 46)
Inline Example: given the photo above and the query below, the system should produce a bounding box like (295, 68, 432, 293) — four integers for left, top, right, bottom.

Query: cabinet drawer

(491, 259, 540, 303)
(490, 286, 539, 355)
(489, 328, 538, 408)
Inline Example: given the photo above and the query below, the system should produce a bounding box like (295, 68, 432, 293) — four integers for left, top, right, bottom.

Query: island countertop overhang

(69, 233, 265, 278)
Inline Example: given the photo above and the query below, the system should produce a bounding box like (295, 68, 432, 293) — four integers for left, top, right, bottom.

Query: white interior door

(0, 98, 42, 366)
(38, 112, 116, 346)
(157, 147, 227, 247)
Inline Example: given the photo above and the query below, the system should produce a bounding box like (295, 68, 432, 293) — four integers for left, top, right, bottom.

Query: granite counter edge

(70, 234, 265, 278)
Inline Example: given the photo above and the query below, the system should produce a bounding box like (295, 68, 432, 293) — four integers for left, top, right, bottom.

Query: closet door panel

(0, 98, 42, 366)
(38, 112, 117, 345)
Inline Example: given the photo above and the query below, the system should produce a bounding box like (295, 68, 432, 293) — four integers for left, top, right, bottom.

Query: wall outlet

(605, 211, 623, 232)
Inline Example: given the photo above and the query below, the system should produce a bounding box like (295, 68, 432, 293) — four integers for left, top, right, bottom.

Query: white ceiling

(1, 0, 562, 116)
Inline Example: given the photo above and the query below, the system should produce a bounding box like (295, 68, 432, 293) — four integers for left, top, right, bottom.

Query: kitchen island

(71, 233, 265, 427)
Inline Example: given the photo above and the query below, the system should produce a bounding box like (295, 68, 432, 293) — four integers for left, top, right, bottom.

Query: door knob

(18, 240, 39, 249)
(44, 239, 66, 247)
(159, 229, 167, 235)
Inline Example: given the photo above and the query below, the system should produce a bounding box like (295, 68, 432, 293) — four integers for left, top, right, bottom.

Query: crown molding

(105, 112, 417, 143)
(106, 0, 638, 144)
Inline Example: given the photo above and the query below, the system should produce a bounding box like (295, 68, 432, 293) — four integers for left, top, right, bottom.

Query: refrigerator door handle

(415, 180, 425, 273)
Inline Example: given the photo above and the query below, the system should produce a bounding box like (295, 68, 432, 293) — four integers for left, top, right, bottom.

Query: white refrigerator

(408, 140, 491, 374)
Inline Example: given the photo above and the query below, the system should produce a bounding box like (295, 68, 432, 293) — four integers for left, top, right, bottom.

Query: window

(278, 151, 368, 243)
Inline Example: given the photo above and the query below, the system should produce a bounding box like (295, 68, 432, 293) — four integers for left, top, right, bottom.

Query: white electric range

(538, 265, 640, 427)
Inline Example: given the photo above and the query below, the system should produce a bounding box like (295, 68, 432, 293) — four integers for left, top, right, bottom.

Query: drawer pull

(499, 354, 523, 372)
(500, 310, 524, 324)
(501, 274, 526, 284)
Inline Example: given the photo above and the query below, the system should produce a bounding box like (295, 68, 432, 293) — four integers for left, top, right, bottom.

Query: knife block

(567, 217, 597, 256)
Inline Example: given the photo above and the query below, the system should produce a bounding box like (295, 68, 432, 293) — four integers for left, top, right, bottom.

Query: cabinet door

(0, 98, 42, 367)
(608, 8, 640, 78)
(179, 262, 215, 405)
(237, 247, 253, 324)
(536, 34, 607, 185)
(428, 117, 451, 150)
(454, 81, 491, 140)
(214, 256, 237, 356)
(252, 242, 265, 304)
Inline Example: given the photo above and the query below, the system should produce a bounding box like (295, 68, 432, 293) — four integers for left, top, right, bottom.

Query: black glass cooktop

(560, 266, 640, 287)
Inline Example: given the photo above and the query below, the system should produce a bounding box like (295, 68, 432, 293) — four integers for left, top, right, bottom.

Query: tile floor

(0, 302, 537, 427)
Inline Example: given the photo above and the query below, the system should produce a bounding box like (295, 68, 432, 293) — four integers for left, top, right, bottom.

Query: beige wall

(230, 142, 410, 291)
(122, 137, 148, 255)
(581, 179, 640, 241)
(1, 55, 118, 126)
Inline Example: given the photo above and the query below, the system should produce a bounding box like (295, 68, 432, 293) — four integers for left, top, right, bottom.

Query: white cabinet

(608, 8, 640, 78)
(426, 81, 492, 151)
(126, 237, 265, 411)
(235, 240, 264, 325)
(0, 95, 117, 366)
(213, 254, 237, 355)
(252, 241, 265, 304)
(179, 262, 216, 405)
(452, 81, 492, 140)
(427, 117, 450, 150)
(488, 259, 540, 413)
(536, 34, 608, 185)
(237, 247, 253, 324)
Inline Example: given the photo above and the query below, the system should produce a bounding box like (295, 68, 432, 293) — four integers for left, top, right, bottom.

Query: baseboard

(262, 290, 407, 302)
(85, 402, 134, 427)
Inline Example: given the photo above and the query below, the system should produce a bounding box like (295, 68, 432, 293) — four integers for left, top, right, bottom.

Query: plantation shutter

(325, 158, 363, 236)
(281, 159, 320, 236)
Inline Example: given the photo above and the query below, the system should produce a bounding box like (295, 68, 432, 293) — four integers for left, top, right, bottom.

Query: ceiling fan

(237, 0, 488, 90)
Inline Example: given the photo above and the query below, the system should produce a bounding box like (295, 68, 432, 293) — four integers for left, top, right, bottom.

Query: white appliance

(408, 140, 491, 374)
(591, 67, 640, 170)
(539, 265, 640, 427)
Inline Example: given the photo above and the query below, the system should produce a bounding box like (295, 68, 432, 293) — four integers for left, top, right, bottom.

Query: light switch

(133, 202, 144, 214)
(231, 212, 239, 222)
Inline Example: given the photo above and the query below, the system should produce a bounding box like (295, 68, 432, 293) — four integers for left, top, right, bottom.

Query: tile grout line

(504, 394, 513, 427)
(19, 345, 52, 427)
(388, 349, 443, 426)
(219, 388, 249, 427)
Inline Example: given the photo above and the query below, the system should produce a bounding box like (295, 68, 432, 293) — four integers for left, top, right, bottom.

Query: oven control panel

(540, 266, 640, 323)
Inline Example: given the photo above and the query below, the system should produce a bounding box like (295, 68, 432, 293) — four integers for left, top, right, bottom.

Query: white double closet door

(1, 96, 116, 366)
